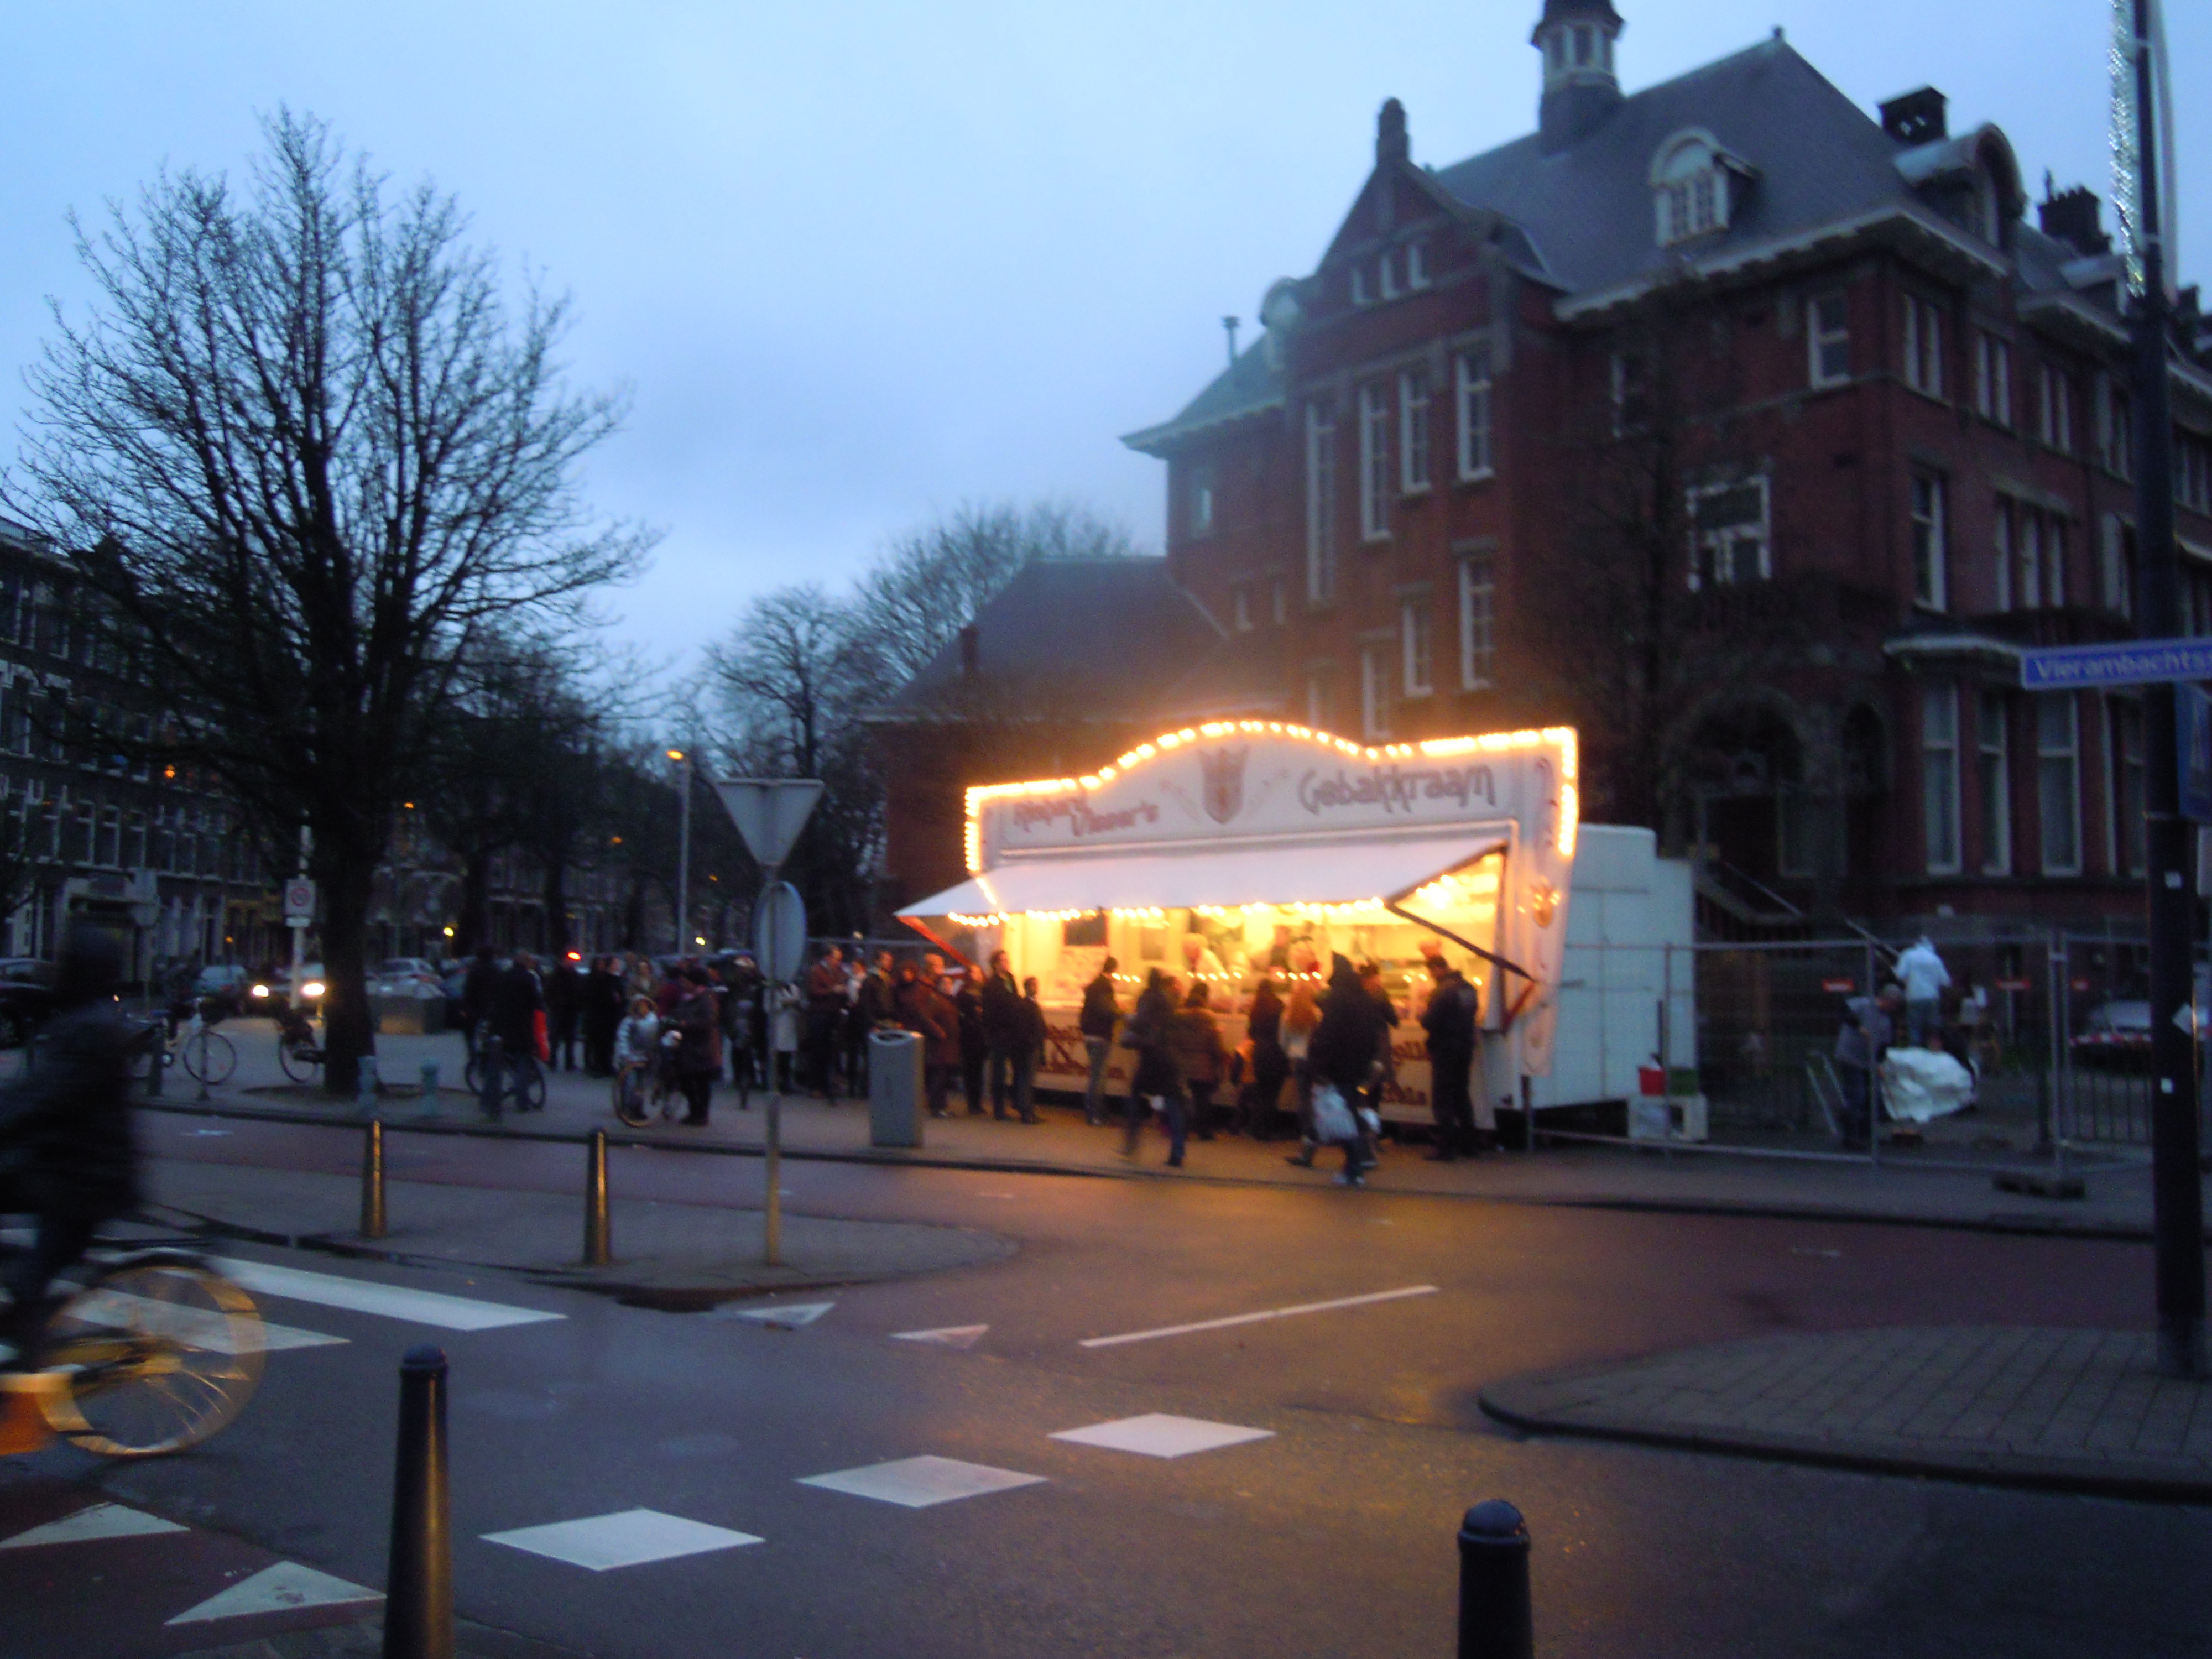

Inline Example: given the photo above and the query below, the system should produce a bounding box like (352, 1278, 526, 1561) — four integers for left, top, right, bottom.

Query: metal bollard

(383, 1346, 453, 1659)
(583, 1128, 611, 1266)
(419, 1061, 440, 1102)
(359, 1052, 380, 1106)
(362, 1119, 388, 1239)
(1457, 1499, 1533, 1659)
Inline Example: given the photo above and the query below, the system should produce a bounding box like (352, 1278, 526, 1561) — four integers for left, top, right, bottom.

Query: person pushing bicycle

(0, 925, 140, 1367)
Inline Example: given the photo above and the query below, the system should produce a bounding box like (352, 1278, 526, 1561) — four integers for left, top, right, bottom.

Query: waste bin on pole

(868, 1029, 924, 1148)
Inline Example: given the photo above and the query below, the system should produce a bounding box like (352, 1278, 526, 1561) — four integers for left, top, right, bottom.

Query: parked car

(372, 957, 444, 999)
(2071, 992, 2209, 1069)
(194, 963, 253, 1015)
(0, 973, 56, 1047)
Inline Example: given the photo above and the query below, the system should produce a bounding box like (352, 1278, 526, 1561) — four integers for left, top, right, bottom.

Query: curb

(1477, 1379, 2212, 1506)
(138, 1098, 2178, 1243)
(157, 1201, 1012, 1312)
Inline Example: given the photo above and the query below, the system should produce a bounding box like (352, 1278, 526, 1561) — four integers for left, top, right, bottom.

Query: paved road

(7, 1117, 2212, 1657)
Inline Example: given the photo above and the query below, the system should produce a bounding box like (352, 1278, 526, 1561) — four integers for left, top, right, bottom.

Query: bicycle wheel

(519, 1066, 546, 1112)
(278, 1034, 319, 1083)
(181, 1029, 236, 1086)
(38, 1254, 265, 1457)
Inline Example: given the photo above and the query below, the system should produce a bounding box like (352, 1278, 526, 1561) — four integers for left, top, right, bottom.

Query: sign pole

(2127, 0, 2204, 1379)
(763, 861, 782, 1267)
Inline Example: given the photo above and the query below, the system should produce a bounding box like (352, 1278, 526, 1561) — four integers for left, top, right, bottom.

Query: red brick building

(878, 2, 2212, 940)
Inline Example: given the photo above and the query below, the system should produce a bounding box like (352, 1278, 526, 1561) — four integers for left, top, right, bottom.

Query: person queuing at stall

(979, 950, 1026, 1121)
(1121, 968, 1187, 1167)
(955, 966, 989, 1117)
(1359, 962, 1399, 1138)
(1242, 974, 1289, 1141)
(800, 946, 845, 1099)
(1420, 954, 1483, 1161)
(1011, 976, 1048, 1124)
(723, 956, 761, 1110)
(545, 954, 581, 1072)
(1280, 980, 1320, 1156)
(1170, 982, 1228, 1140)
(1078, 957, 1120, 1126)
(666, 968, 722, 1126)
(894, 959, 961, 1118)
(581, 956, 627, 1077)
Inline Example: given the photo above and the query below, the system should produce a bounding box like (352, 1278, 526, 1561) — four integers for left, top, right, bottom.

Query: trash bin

(868, 1029, 924, 1149)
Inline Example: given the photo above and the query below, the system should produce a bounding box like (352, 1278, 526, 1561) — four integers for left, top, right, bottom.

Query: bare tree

(9, 110, 650, 1090)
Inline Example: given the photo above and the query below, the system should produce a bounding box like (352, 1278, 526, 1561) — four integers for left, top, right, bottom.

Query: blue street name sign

(2019, 638, 2212, 689)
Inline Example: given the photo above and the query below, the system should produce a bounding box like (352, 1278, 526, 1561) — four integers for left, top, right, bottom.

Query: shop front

(896, 721, 1597, 1124)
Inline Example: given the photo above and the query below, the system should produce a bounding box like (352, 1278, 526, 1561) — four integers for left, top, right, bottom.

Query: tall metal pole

(671, 749, 692, 957)
(763, 863, 783, 1266)
(290, 825, 310, 1013)
(2128, 0, 2205, 1379)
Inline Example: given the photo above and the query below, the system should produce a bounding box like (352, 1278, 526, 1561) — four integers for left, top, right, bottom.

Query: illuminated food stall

(896, 721, 1697, 1126)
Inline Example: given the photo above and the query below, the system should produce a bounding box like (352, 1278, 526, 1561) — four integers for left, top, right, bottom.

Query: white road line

(67, 1290, 344, 1354)
(211, 1259, 564, 1332)
(1078, 1285, 1439, 1349)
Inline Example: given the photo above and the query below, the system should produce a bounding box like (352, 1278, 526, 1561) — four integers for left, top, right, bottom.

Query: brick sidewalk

(1481, 1326, 2212, 1500)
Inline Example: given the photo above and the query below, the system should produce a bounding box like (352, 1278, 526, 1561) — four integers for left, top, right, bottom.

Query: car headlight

(302, 980, 326, 999)
(250, 983, 269, 998)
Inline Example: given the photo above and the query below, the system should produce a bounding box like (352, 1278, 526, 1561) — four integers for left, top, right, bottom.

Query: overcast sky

(3, 2, 2203, 686)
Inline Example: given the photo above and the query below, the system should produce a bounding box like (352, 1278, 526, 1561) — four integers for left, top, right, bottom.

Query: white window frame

(1457, 347, 1494, 481)
(1401, 599, 1433, 698)
(1653, 135, 1729, 247)
(1911, 471, 1948, 611)
(1406, 240, 1430, 290)
(1902, 295, 1944, 398)
(2039, 363, 2073, 452)
(1994, 497, 2013, 611)
(1305, 671, 1332, 732)
(2037, 695, 2082, 875)
(1458, 560, 1495, 690)
(1349, 263, 1369, 307)
(1379, 249, 1399, 301)
(1686, 476, 1772, 589)
(1360, 644, 1392, 740)
(1808, 291, 1850, 388)
(1358, 383, 1392, 542)
(1188, 465, 1214, 538)
(1974, 330, 2011, 426)
(1610, 350, 1647, 437)
(1399, 368, 1431, 493)
(1922, 685, 1961, 875)
(1978, 691, 2011, 875)
(1305, 401, 1336, 603)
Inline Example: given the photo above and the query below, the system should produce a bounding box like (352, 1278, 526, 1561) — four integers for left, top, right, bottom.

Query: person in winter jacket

(1167, 982, 1228, 1139)
(1419, 956, 1482, 1160)
(979, 950, 1025, 1120)
(480, 951, 545, 1120)
(1009, 976, 1047, 1123)
(669, 972, 723, 1125)
(1297, 954, 1384, 1183)
(895, 960, 961, 1118)
(1241, 975, 1288, 1140)
(1121, 969, 1187, 1166)
(1078, 957, 1121, 1125)
(954, 967, 988, 1115)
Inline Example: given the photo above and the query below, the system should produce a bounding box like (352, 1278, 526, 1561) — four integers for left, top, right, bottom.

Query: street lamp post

(669, 748, 691, 956)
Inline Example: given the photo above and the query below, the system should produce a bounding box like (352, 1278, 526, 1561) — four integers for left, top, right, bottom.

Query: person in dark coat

(669, 971, 722, 1125)
(458, 945, 499, 1061)
(954, 966, 988, 1116)
(479, 949, 544, 1120)
(1419, 955, 1482, 1160)
(895, 961, 960, 1118)
(723, 956, 763, 1105)
(1121, 969, 1186, 1167)
(802, 946, 846, 1098)
(1077, 956, 1120, 1125)
(1242, 975, 1289, 1141)
(1167, 982, 1227, 1140)
(546, 954, 582, 1072)
(1009, 975, 1047, 1124)
(0, 926, 138, 1361)
(979, 949, 1024, 1121)
(1300, 954, 1383, 1183)
(580, 956, 625, 1076)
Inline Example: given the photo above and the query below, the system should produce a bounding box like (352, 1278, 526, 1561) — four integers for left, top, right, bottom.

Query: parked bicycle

(463, 1030, 547, 1113)
(127, 1000, 236, 1087)
(0, 1227, 267, 1458)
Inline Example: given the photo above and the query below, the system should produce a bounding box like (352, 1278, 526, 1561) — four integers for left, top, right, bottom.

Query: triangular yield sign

(166, 1561, 382, 1624)
(712, 779, 823, 870)
(733, 1301, 833, 1329)
(1, 1503, 187, 1549)
(891, 1324, 989, 1350)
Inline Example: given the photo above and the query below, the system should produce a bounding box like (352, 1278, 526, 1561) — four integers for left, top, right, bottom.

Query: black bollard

(583, 1128, 611, 1266)
(1458, 1499, 1533, 1659)
(384, 1346, 452, 1659)
(362, 1119, 388, 1239)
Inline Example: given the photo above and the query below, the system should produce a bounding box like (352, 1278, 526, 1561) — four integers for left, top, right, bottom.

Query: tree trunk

(315, 846, 378, 1097)
(542, 854, 570, 955)
(456, 850, 492, 954)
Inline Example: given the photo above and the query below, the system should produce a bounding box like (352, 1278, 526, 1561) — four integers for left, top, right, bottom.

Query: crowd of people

(447, 938, 1500, 1183)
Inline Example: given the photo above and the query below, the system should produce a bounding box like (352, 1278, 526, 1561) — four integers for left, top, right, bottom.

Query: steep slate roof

(1122, 337, 1285, 458)
(877, 557, 1222, 721)
(1431, 36, 1953, 301)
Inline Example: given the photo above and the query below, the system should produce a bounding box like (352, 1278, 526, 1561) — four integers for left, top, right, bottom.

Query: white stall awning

(898, 830, 1507, 920)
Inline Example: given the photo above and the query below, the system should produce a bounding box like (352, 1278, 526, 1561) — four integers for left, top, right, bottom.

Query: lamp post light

(668, 748, 692, 958)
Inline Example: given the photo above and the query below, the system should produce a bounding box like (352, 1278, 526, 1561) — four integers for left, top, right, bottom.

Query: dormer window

(1350, 263, 1369, 306)
(1651, 131, 1741, 248)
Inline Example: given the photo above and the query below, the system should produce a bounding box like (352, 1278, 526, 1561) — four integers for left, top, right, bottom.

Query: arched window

(1650, 132, 1739, 247)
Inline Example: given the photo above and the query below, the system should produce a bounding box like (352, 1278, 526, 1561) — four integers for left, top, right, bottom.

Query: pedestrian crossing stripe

(211, 1258, 564, 1331)
(891, 1324, 988, 1349)
(0, 1503, 187, 1549)
(727, 1302, 833, 1329)
(165, 1561, 382, 1624)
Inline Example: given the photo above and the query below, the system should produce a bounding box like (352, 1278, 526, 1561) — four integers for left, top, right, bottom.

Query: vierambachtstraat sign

(2020, 638, 2212, 689)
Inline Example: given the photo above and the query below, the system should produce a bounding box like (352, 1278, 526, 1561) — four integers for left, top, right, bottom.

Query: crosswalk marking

(0, 1503, 187, 1549)
(66, 1290, 346, 1354)
(483, 1509, 763, 1571)
(892, 1324, 988, 1349)
(212, 1259, 564, 1331)
(165, 1561, 381, 1624)
(1078, 1285, 1439, 1349)
(1051, 1414, 1274, 1459)
(723, 1302, 833, 1329)
(799, 1455, 1046, 1509)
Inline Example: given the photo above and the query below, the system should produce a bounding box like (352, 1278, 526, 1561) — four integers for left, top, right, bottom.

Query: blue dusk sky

(2, 2, 2202, 677)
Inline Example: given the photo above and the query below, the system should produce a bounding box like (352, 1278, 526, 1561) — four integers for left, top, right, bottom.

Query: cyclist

(0, 926, 139, 1366)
